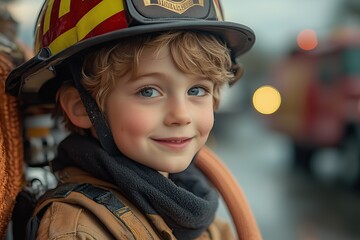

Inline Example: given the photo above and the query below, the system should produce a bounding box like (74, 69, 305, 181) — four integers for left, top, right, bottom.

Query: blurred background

(2, 0, 360, 239)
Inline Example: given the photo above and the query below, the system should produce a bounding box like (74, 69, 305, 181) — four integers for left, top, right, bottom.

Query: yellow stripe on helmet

(213, 0, 223, 20)
(77, 0, 124, 40)
(48, 27, 77, 54)
(48, 0, 125, 55)
(43, 0, 55, 35)
(59, 0, 71, 18)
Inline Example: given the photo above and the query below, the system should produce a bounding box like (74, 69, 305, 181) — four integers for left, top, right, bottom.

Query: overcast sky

(8, 0, 340, 56)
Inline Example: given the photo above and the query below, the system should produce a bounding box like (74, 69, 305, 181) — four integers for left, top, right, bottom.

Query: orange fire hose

(196, 146, 262, 240)
(0, 53, 24, 237)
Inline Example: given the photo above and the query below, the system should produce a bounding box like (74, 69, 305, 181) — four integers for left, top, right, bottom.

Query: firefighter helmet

(6, 0, 255, 104)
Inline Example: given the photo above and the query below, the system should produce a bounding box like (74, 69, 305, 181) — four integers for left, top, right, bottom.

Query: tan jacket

(35, 167, 235, 240)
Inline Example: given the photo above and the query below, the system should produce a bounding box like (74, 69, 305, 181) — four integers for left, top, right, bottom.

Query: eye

(138, 87, 160, 98)
(188, 86, 207, 96)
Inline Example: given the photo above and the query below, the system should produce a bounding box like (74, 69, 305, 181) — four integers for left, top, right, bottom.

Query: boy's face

(106, 46, 214, 174)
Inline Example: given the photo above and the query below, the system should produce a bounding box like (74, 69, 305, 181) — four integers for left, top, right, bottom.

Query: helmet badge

(143, 0, 204, 14)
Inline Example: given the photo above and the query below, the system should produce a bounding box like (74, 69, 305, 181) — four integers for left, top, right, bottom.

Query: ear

(59, 86, 92, 129)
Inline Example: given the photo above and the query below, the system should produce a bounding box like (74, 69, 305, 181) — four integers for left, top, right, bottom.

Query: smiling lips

(152, 137, 192, 150)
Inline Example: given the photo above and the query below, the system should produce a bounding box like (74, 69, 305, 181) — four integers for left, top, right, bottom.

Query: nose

(164, 97, 192, 126)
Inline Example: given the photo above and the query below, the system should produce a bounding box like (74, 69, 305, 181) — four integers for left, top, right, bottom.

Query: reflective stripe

(213, 0, 223, 20)
(59, 0, 71, 18)
(48, 27, 77, 54)
(77, 0, 124, 40)
(43, 0, 55, 35)
(47, 0, 125, 54)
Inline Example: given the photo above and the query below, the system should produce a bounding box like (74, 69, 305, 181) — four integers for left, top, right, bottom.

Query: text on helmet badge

(143, 0, 204, 14)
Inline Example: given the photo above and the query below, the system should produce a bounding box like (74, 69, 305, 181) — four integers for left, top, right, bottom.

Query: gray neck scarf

(53, 134, 219, 239)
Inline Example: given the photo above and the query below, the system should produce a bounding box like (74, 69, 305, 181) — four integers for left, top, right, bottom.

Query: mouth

(152, 137, 193, 150)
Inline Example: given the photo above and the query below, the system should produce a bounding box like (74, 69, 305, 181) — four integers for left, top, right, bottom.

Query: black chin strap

(68, 60, 119, 155)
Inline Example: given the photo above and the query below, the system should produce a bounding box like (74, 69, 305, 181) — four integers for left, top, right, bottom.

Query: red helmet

(6, 0, 255, 104)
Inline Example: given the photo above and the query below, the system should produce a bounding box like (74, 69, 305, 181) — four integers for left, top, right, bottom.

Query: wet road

(210, 112, 360, 240)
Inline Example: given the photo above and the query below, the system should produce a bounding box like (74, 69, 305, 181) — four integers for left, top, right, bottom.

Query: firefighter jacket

(34, 167, 235, 240)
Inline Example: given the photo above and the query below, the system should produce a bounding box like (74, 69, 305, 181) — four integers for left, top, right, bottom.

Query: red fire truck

(267, 32, 360, 188)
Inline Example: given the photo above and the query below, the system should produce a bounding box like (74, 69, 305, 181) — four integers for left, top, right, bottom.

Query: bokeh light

(297, 29, 318, 51)
(252, 85, 281, 114)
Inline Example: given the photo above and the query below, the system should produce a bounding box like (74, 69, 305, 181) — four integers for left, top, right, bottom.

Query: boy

(6, 0, 257, 239)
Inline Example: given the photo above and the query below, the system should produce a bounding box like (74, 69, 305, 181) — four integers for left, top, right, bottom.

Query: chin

(160, 160, 192, 174)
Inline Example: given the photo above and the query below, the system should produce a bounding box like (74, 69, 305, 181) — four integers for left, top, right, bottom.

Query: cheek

(110, 107, 153, 137)
(196, 106, 214, 136)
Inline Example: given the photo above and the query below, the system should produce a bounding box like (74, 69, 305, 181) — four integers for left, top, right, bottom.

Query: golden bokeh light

(252, 85, 281, 114)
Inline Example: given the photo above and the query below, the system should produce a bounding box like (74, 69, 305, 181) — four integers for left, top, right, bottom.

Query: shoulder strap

(26, 183, 155, 240)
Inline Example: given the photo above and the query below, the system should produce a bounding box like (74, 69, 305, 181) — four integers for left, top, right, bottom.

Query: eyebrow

(125, 72, 163, 84)
(126, 71, 214, 86)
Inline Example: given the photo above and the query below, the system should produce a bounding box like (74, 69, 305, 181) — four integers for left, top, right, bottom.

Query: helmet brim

(60, 20, 255, 61)
(6, 20, 255, 103)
